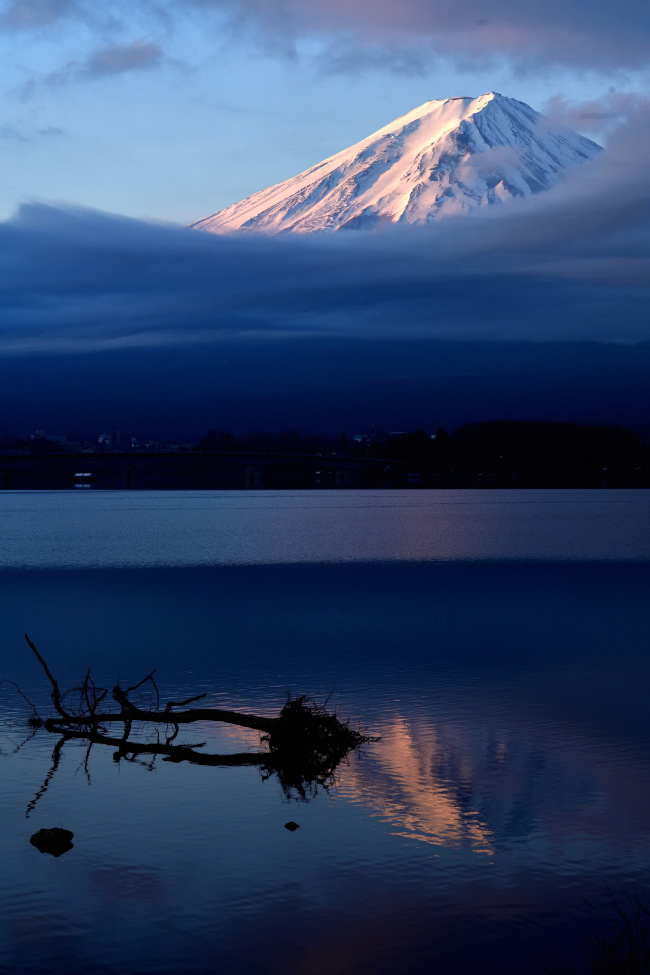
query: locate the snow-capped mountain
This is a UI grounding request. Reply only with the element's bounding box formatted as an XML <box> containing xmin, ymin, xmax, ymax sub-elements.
<box><xmin>191</xmin><ymin>92</ymin><xmax>602</xmax><ymax>234</ymax></box>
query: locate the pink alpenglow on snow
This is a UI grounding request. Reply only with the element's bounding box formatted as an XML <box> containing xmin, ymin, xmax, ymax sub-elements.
<box><xmin>191</xmin><ymin>92</ymin><xmax>602</xmax><ymax>235</ymax></box>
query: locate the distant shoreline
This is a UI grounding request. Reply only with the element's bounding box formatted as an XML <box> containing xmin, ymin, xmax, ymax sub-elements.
<box><xmin>1</xmin><ymin>451</ymin><xmax>648</xmax><ymax>491</ymax></box>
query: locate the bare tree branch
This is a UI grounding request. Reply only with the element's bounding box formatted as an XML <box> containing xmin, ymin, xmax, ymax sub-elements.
<box><xmin>0</xmin><ymin>678</ymin><xmax>42</xmax><ymax>726</ymax></box>
<box><xmin>24</xmin><ymin>634</ymin><xmax>69</xmax><ymax>720</ymax></box>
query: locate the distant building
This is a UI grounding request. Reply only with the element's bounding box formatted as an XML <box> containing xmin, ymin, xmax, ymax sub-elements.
<box><xmin>108</xmin><ymin>428</ymin><xmax>132</xmax><ymax>450</ymax></box>
<box><xmin>31</xmin><ymin>430</ymin><xmax>67</xmax><ymax>444</ymax></box>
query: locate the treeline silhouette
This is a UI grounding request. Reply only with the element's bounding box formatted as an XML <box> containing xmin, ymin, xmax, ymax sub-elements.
<box><xmin>194</xmin><ymin>429</ymin><xmax>348</xmax><ymax>456</ymax></box>
<box><xmin>195</xmin><ymin>421</ymin><xmax>649</xmax><ymax>486</ymax></box>
<box><xmin>3</xmin><ymin>421</ymin><xmax>647</xmax><ymax>487</ymax></box>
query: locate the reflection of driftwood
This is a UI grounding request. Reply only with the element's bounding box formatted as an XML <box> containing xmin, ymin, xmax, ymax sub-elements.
<box><xmin>18</xmin><ymin>635</ymin><xmax>374</xmax><ymax>808</ymax></box>
<box><xmin>49</xmin><ymin>725</ymin><xmax>269</xmax><ymax>766</ymax></box>
<box><xmin>26</xmin><ymin>738</ymin><xmax>64</xmax><ymax>818</ymax></box>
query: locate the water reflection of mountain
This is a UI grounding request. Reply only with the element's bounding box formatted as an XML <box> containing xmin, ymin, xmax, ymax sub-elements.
<box><xmin>337</xmin><ymin>712</ymin><xmax>617</xmax><ymax>856</ymax></box>
<box><xmin>340</xmin><ymin>716</ymin><xmax>494</xmax><ymax>852</ymax></box>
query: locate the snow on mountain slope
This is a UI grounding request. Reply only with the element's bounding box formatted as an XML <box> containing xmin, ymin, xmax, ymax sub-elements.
<box><xmin>191</xmin><ymin>93</ymin><xmax>602</xmax><ymax>235</ymax></box>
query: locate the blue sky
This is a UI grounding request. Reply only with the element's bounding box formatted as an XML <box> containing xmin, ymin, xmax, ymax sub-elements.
<box><xmin>1</xmin><ymin>0</ymin><xmax>649</xmax><ymax>223</ymax></box>
<box><xmin>0</xmin><ymin>0</ymin><xmax>649</xmax><ymax>438</ymax></box>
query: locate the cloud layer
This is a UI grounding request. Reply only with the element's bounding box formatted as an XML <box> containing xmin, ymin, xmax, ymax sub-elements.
<box><xmin>200</xmin><ymin>0</ymin><xmax>650</xmax><ymax>70</ymax></box>
<box><xmin>2</xmin><ymin>0</ymin><xmax>649</xmax><ymax>72</ymax></box>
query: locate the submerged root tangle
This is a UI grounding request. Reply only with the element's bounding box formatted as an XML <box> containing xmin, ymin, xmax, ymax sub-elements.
<box><xmin>261</xmin><ymin>694</ymin><xmax>375</xmax><ymax>800</ymax></box>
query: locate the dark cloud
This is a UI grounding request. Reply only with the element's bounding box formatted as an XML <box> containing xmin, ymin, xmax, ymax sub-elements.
<box><xmin>543</xmin><ymin>92</ymin><xmax>650</xmax><ymax>138</ymax></box>
<box><xmin>0</xmin><ymin>124</ymin><xmax>29</xmax><ymax>142</ymax></box>
<box><xmin>3</xmin><ymin>337</ymin><xmax>649</xmax><ymax>439</ymax></box>
<box><xmin>184</xmin><ymin>0</ymin><xmax>650</xmax><ymax>71</ymax></box>
<box><xmin>16</xmin><ymin>39</ymin><xmax>165</xmax><ymax>97</ymax></box>
<box><xmin>81</xmin><ymin>38</ymin><xmax>163</xmax><ymax>76</ymax></box>
<box><xmin>0</xmin><ymin>122</ymin><xmax>65</xmax><ymax>141</ymax></box>
<box><xmin>315</xmin><ymin>39</ymin><xmax>431</xmax><ymax>78</ymax></box>
<box><xmin>0</xmin><ymin>0</ymin><xmax>78</xmax><ymax>30</ymax></box>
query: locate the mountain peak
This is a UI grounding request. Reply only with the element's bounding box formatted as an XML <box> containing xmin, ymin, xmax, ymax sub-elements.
<box><xmin>191</xmin><ymin>94</ymin><xmax>602</xmax><ymax>235</ymax></box>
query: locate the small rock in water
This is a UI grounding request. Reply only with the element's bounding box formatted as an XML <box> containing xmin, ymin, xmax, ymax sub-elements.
<box><xmin>30</xmin><ymin>827</ymin><xmax>74</xmax><ymax>857</ymax></box>
<box><xmin>284</xmin><ymin>821</ymin><xmax>300</xmax><ymax>832</ymax></box>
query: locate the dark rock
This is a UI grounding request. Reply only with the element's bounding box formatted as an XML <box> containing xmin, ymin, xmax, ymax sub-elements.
<box><xmin>284</xmin><ymin>821</ymin><xmax>300</xmax><ymax>832</ymax></box>
<box><xmin>30</xmin><ymin>827</ymin><xmax>74</xmax><ymax>857</ymax></box>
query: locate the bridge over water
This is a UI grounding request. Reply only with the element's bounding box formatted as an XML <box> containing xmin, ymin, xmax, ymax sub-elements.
<box><xmin>0</xmin><ymin>451</ymin><xmax>405</xmax><ymax>490</ymax></box>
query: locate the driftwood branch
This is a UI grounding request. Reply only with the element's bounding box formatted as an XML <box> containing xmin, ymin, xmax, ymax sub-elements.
<box><xmin>24</xmin><ymin>634</ymin><xmax>68</xmax><ymax>720</ymax></box>
<box><xmin>24</xmin><ymin>634</ymin><xmax>276</xmax><ymax>733</ymax></box>
<box><xmin>43</xmin><ymin>703</ymin><xmax>276</xmax><ymax>733</ymax></box>
<box><xmin>123</xmin><ymin>669</ymin><xmax>157</xmax><ymax>698</ymax></box>
<box><xmin>164</xmin><ymin>693</ymin><xmax>207</xmax><ymax>711</ymax></box>
<box><xmin>18</xmin><ymin>636</ymin><xmax>375</xmax><ymax>805</ymax></box>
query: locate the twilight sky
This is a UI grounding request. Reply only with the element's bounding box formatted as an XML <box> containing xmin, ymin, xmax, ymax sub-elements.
<box><xmin>1</xmin><ymin>0</ymin><xmax>649</xmax><ymax>438</ymax></box>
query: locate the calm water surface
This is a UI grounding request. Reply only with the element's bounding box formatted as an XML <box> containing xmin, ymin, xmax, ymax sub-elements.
<box><xmin>1</xmin><ymin>489</ymin><xmax>649</xmax><ymax>974</ymax></box>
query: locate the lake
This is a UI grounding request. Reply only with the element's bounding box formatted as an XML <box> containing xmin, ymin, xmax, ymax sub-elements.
<box><xmin>1</xmin><ymin>489</ymin><xmax>649</xmax><ymax>974</ymax></box>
